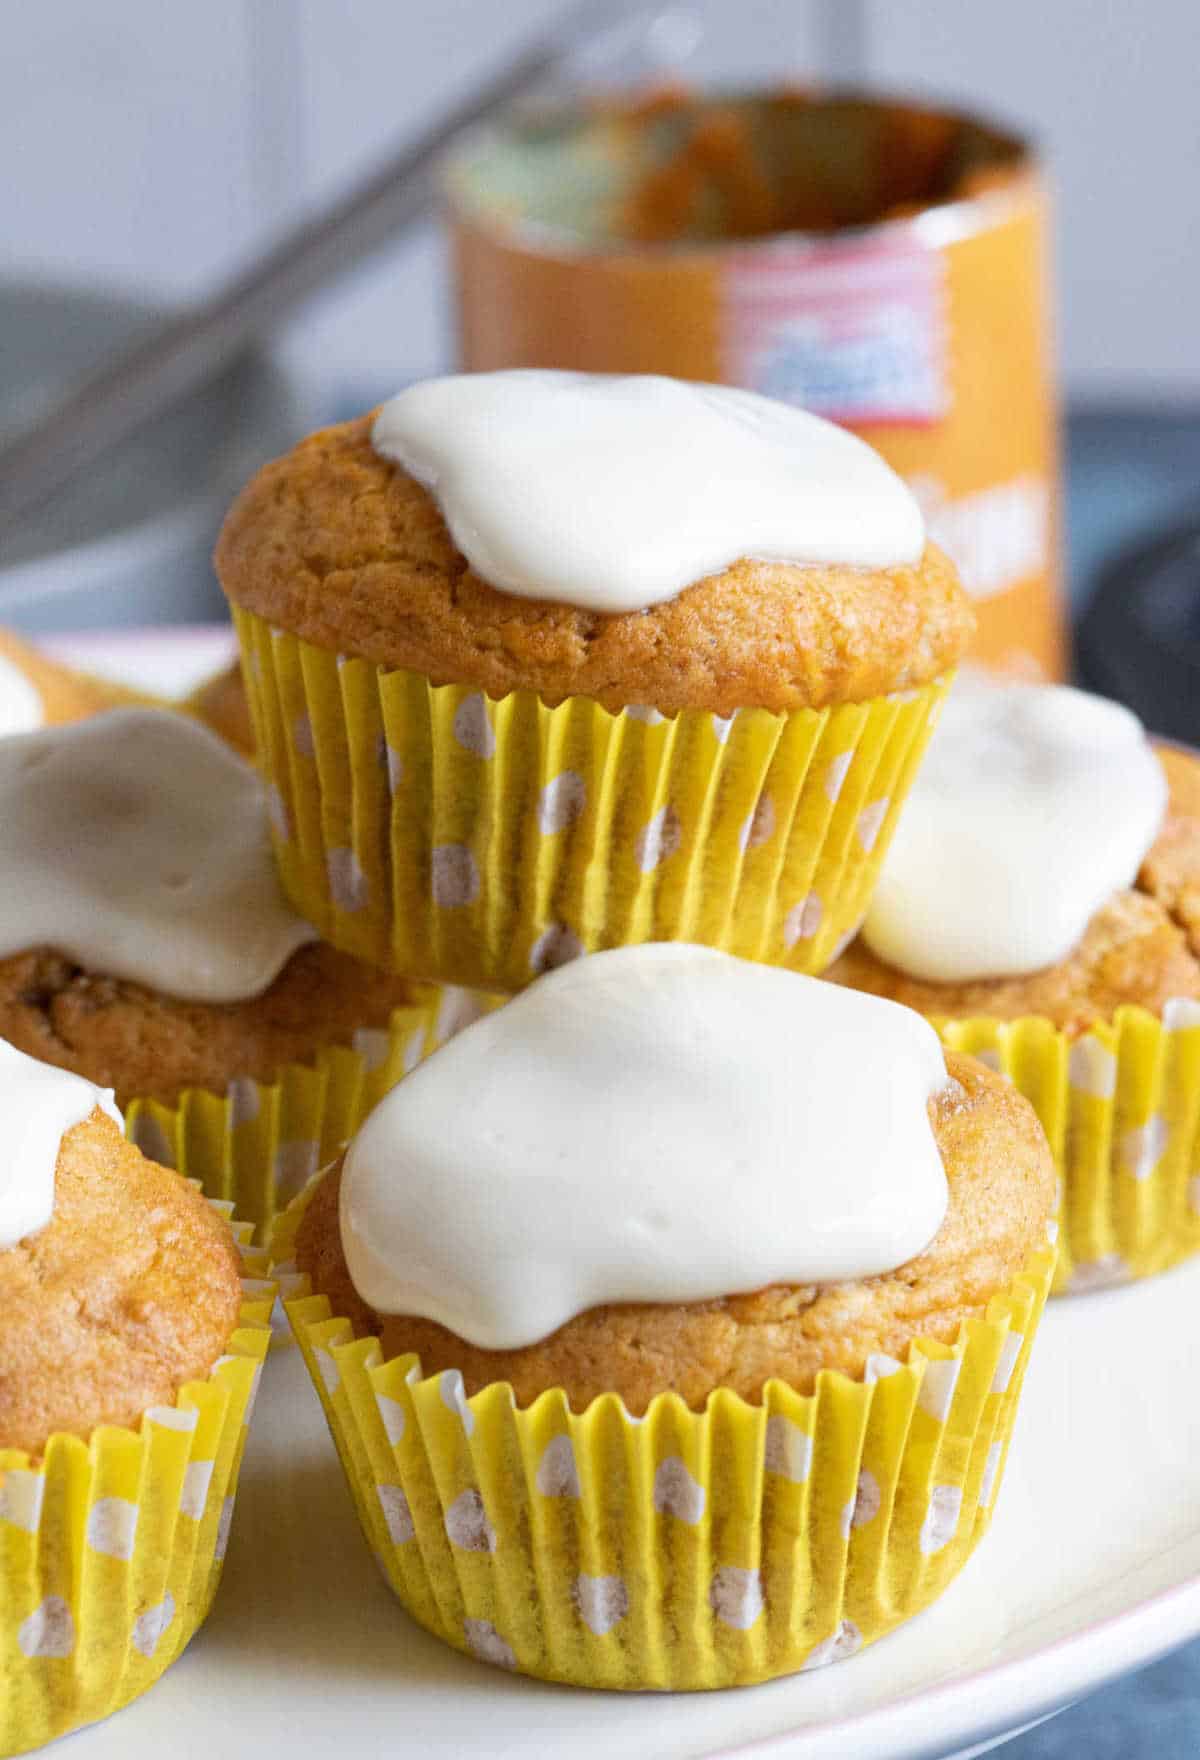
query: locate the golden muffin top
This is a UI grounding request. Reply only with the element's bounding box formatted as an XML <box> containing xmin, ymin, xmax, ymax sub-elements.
<box><xmin>0</xmin><ymin>1108</ymin><xmax>242</xmax><ymax>1456</ymax></box>
<box><xmin>215</xmin><ymin>414</ymin><xmax>973</xmax><ymax>717</ymax></box>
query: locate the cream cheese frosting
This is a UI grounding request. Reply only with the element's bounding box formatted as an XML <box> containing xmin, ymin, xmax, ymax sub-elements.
<box><xmin>0</xmin><ymin>708</ymin><xmax>316</xmax><ymax>1003</ymax></box>
<box><xmin>339</xmin><ymin>944</ymin><xmax>950</xmax><ymax>1350</ymax></box>
<box><xmin>863</xmin><ymin>678</ymin><xmax>1169</xmax><ymax>982</ymax></box>
<box><xmin>371</xmin><ymin>371</ymin><xmax>925</xmax><ymax>613</ymax></box>
<box><xmin>0</xmin><ymin>1037</ymin><xmax>121</xmax><ymax>1248</ymax></box>
<box><xmin>0</xmin><ymin>654</ymin><xmax>44</xmax><ymax>738</ymax></box>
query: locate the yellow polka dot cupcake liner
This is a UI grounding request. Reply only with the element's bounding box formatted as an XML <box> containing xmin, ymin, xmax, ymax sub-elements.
<box><xmin>941</xmin><ymin>1001</ymin><xmax>1200</xmax><ymax>1295</ymax></box>
<box><xmin>232</xmin><ymin>605</ymin><xmax>951</xmax><ymax>991</ymax></box>
<box><xmin>0</xmin><ymin>1207</ymin><xmax>274</xmax><ymax>1756</ymax></box>
<box><xmin>274</xmin><ymin>1195</ymin><xmax>1054</xmax><ymax>1691</ymax></box>
<box><xmin>124</xmin><ymin>984</ymin><xmax>491</xmax><ymax>1241</ymax></box>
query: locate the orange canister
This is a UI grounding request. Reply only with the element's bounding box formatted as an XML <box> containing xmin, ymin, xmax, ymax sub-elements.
<box><xmin>445</xmin><ymin>92</ymin><xmax>1066</xmax><ymax>679</ymax></box>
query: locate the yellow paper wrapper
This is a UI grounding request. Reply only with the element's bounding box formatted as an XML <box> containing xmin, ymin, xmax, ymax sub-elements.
<box><xmin>275</xmin><ymin>1190</ymin><xmax>1054</xmax><ymax>1691</ymax></box>
<box><xmin>124</xmin><ymin>984</ymin><xmax>490</xmax><ymax>1241</ymax></box>
<box><xmin>233</xmin><ymin>605</ymin><xmax>951</xmax><ymax>991</ymax></box>
<box><xmin>941</xmin><ymin>1000</ymin><xmax>1200</xmax><ymax>1294</ymax></box>
<box><xmin>0</xmin><ymin>1209</ymin><xmax>274</xmax><ymax>1756</ymax></box>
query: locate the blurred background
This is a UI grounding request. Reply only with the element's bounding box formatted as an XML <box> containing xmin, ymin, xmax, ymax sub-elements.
<box><xmin>3</xmin><ymin>0</ymin><xmax>1199</xmax><ymax>739</ymax></box>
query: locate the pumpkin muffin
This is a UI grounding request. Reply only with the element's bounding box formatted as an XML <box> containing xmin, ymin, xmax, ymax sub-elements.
<box><xmin>294</xmin><ymin>1049</ymin><xmax>1051</xmax><ymax>1412</ymax></box>
<box><xmin>281</xmin><ymin>946</ymin><xmax>1053</xmax><ymax>1692</ymax></box>
<box><xmin>0</xmin><ymin>708</ymin><xmax>484</xmax><ymax>1234</ymax></box>
<box><xmin>1</xmin><ymin>1108</ymin><xmax>242</xmax><ymax>1457</ymax></box>
<box><xmin>829</xmin><ymin>734</ymin><xmax>1200</xmax><ymax>1292</ymax></box>
<box><xmin>0</xmin><ymin>1067</ymin><xmax>270</xmax><ymax>1755</ymax></box>
<box><xmin>216</xmin><ymin>373</ymin><xmax>973</xmax><ymax>989</ymax></box>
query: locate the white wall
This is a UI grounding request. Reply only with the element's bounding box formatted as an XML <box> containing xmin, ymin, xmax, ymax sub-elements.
<box><xmin>4</xmin><ymin>0</ymin><xmax>1199</xmax><ymax>401</ymax></box>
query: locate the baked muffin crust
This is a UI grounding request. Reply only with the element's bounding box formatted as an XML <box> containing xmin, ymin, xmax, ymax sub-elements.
<box><xmin>0</xmin><ymin>942</ymin><xmax>421</xmax><ymax>1106</ymax></box>
<box><xmin>829</xmin><ymin>745</ymin><xmax>1200</xmax><ymax>1033</ymax></box>
<box><xmin>215</xmin><ymin>415</ymin><xmax>973</xmax><ymax>716</ymax></box>
<box><xmin>0</xmin><ymin>1109</ymin><xmax>242</xmax><ymax>1455</ymax></box>
<box><xmin>294</xmin><ymin>1050</ymin><xmax>1053</xmax><ymax>1412</ymax></box>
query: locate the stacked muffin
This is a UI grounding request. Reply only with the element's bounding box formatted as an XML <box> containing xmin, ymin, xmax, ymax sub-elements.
<box><xmin>206</xmin><ymin>370</ymin><xmax>1064</xmax><ymax>1689</ymax></box>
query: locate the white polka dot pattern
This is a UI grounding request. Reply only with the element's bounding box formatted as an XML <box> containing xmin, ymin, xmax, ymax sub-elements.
<box><xmin>990</xmin><ymin>1333</ymin><xmax>1023</xmax><ymax>1395</ymax></box>
<box><xmin>763</xmin><ymin>1416</ymin><xmax>812</xmax><ymax>1484</ymax></box>
<box><xmin>784</xmin><ymin>893</ymin><xmax>822</xmax><ymax>947</ymax></box>
<box><xmin>445</xmin><ymin>1489</ymin><xmax>496</xmax><ymax>1552</ymax></box>
<box><xmin>919</xmin><ymin>1484</ymin><xmax>962</xmax><ymax>1555</ymax></box>
<box><xmin>439</xmin><ymin>1370</ymin><xmax>475</xmax><ymax>1435</ymax></box>
<box><xmin>18</xmin><ymin>1597</ymin><xmax>75</xmax><ymax>1660</ymax></box>
<box><xmin>264</xmin><ymin>783</ymin><xmax>290</xmax><ymax>839</ymax></box>
<box><xmin>978</xmin><ymin>1440</ymin><xmax>1004</xmax><ymax>1508</ymax></box>
<box><xmin>653</xmin><ymin>1457</ymin><xmax>705</xmax><ymax>1525</ymax></box>
<box><xmin>131</xmin><ymin>1595</ymin><xmax>175</xmax><ymax>1660</ymax></box>
<box><xmin>274</xmin><ymin>1139</ymin><xmax>320</xmax><ymax>1204</ymax></box>
<box><xmin>840</xmin><ymin>1469</ymin><xmax>881</xmax><ymax>1538</ymax></box>
<box><xmin>824</xmin><ymin>751</ymin><xmax>853</xmax><ymax>802</ymax></box>
<box><xmin>625</xmin><ymin>704</ymin><xmax>665</xmax><ymax>725</ymax></box>
<box><xmin>87</xmin><ymin>1498</ymin><xmax>139</xmax><ymax>1560</ymax></box>
<box><xmin>801</xmin><ymin>1620</ymin><xmax>862</xmax><ymax>1670</ymax></box>
<box><xmin>535</xmin><ymin>1435</ymin><xmax>581</xmax><ymax>1499</ymax></box>
<box><xmin>1068</xmin><ymin>1038</ymin><xmax>1117</xmax><ymax>1099</ymax></box>
<box><xmin>214</xmin><ymin>1496</ymin><xmax>235</xmax><ymax>1562</ymax></box>
<box><xmin>353</xmin><ymin>1026</ymin><xmax>392</xmax><ymax>1073</ymax></box>
<box><xmin>431</xmin><ymin>844</ymin><xmax>480</xmax><ymax>909</ymax></box>
<box><xmin>453</xmin><ymin>693</ymin><xmax>496</xmax><ymax>758</ymax></box>
<box><xmin>537</xmin><ymin>771</ymin><xmax>587</xmax><ymax>835</ymax></box>
<box><xmin>327</xmin><ymin>846</ymin><xmax>369</xmax><ymax>911</ymax></box>
<box><xmin>856</xmin><ymin>798</ymin><xmax>889</xmax><ymax>853</ymax></box>
<box><xmin>709</xmin><ymin>1566</ymin><xmax>764</xmax><ymax>1630</ymax></box>
<box><xmin>464</xmin><ymin>1619</ymin><xmax>516</xmax><ymax>1670</ymax></box>
<box><xmin>1121</xmin><ymin>1115</ymin><xmax>1168</xmax><ymax>1181</ymax></box>
<box><xmin>574</xmin><ymin>1573</ymin><xmax>629</xmax><ymax>1636</ymax></box>
<box><xmin>635</xmin><ymin>804</ymin><xmax>682</xmax><ymax>873</ymax></box>
<box><xmin>376</xmin><ymin>1392</ymin><xmax>406</xmax><ymax>1445</ymax></box>
<box><xmin>378</xmin><ymin>1485</ymin><xmax>415</xmax><ymax>1546</ymax></box>
<box><xmin>0</xmin><ymin>1469</ymin><xmax>44</xmax><ymax>1533</ymax></box>
<box><xmin>228</xmin><ymin>1078</ymin><xmax>260</xmax><ymax>1128</ymax></box>
<box><xmin>179</xmin><ymin>1460</ymin><xmax>214</xmax><ymax>1521</ymax></box>
<box><xmin>918</xmin><ymin>1358</ymin><xmax>960</xmax><ymax>1423</ymax></box>
<box><xmin>292</xmin><ymin>712</ymin><xmax>315</xmax><ymax>757</ymax></box>
<box><xmin>738</xmin><ymin>794</ymin><xmax>776</xmax><ymax>852</ymax></box>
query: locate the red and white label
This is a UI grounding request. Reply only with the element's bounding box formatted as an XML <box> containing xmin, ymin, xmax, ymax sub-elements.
<box><xmin>721</xmin><ymin>235</ymin><xmax>948</xmax><ymax>427</ymax></box>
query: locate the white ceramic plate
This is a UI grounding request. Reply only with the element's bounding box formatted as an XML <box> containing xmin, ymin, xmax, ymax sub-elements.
<box><xmin>39</xmin><ymin>630</ymin><xmax>1200</xmax><ymax>1760</ymax></box>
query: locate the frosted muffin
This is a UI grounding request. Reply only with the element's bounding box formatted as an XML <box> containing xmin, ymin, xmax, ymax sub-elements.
<box><xmin>281</xmin><ymin>945</ymin><xmax>1054</xmax><ymax>1690</ymax></box>
<box><xmin>0</xmin><ymin>708</ymin><xmax>485</xmax><ymax>1234</ymax></box>
<box><xmin>0</xmin><ymin>1041</ymin><xmax>271</xmax><ymax>1754</ymax></box>
<box><xmin>828</xmin><ymin>680</ymin><xmax>1200</xmax><ymax>1291</ymax></box>
<box><xmin>216</xmin><ymin>372</ymin><xmax>973</xmax><ymax>989</ymax></box>
<box><xmin>0</xmin><ymin>626</ymin><xmax>135</xmax><ymax>734</ymax></box>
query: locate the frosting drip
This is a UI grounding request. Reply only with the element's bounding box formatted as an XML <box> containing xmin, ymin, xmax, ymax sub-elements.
<box><xmin>0</xmin><ymin>654</ymin><xmax>44</xmax><ymax>738</ymax></box>
<box><xmin>863</xmin><ymin>678</ymin><xmax>1169</xmax><ymax>981</ymax></box>
<box><xmin>0</xmin><ymin>1037</ymin><xmax>122</xmax><ymax>1249</ymax></box>
<box><xmin>0</xmin><ymin>708</ymin><xmax>315</xmax><ymax>1003</ymax></box>
<box><xmin>372</xmin><ymin>371</ymin><xmax>925</xmax><ymax>613</ymax></box>
<box><xmin>340</xmin><ymin>944</ymin><xmax>950</xmax><ymax>1350</ymax></box>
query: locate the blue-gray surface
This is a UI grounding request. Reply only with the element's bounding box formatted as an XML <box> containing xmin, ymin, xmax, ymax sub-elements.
<box><xmin>1002</xmin><ymin>1643</ymin><xmax>1200</xmax><ymax>1758</ymax></box>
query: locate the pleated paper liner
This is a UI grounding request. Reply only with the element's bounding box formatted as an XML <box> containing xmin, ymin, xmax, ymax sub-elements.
<box><xmin>124</xmin><ymin>983</ymin><xmax>492</xmax><ymax>1241</ymax></box>
<box><xmin>274</xmin><ymin>1185</ymin><xmax>1054</xmax><ymax>1692</ymax></box>
<box><xmin>941</xmin><ymin>999</ymin><xmax>1200</xmax><ymax>1295</ymax></box>
<box><xmin>0</xmin><ymin>1207</ymin><xmax>274</xmax><ymax>1757</ymax></box>
<box><xmin>233</xmin><ymin>605</ymin><xmax>951</xmax><ymax>992</ymax></box>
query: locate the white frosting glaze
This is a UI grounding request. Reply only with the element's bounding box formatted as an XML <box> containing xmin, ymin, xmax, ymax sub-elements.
<box><xmin>0</xmin><ymin>654</ymin><xmax>44</xmax><ymax>738</ymax></box>
<box><xmin>0</xmin><ymin>1037</ymin><xmax>122</xmax><ymax>1249</ymax></box>
<box><xmin>371</xmin><ymin>371</ymin><xmax>925</xmax><ymax>612</ymax></box>
<box><xmin>863</xmin><ymin>679</ymin><xmax>1169</xmax><ymax>982</ymax></box>
<box><xmin>340</xmin><ymin>944</ymin><xmax>950</xmax><ymax>1350</ymax></box>
<box><xmin>0</xmin><ymin>708</ymin><xmax>315</xmax><ymax>1003</ymax></box>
